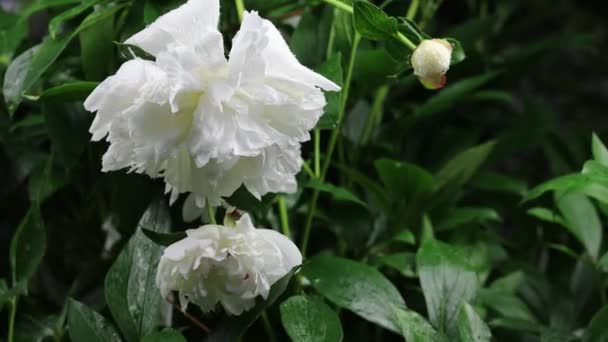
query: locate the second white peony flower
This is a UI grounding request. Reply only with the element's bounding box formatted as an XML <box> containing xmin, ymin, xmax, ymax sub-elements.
<box><xmin>84</xmin><ymin>0</ymin><xmax>340</xmax><ymax>210</ymax></box>
<box><xmin>156</xmin><ymin>214</ymin><xmax>302</xmax><ymax>315</ymax></box>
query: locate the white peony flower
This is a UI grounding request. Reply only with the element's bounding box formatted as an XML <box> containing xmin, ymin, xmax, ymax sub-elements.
<box><xmin>410</xmin><ymin>39</ymin><xmax>453</xmax><ymax>89</ymax></box>
<box><xmin>84</xmin><ymin>0</ymin><xmax>340</xmax><ymax>209</ymax></box>
<box><xmin>156</xmin><ymin>214</ymin><xmax>301</xmax><ymax>315</ymax></box>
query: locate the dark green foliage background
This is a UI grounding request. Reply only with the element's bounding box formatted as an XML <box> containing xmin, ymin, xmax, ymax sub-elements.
<box><xmin>1</xmin><ymin>0</ymin><xmax>608</xmax><ymax>341</ymax></box>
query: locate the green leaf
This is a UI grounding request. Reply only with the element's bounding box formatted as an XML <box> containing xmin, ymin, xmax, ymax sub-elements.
<box><xmin>316</xmin><ymin>53</ymin><xmax>343</xmax><ymax>129</ymax></box>
<box><xmin>105</xmin><ymin>200</ymin><xmax>170</xmax><ymax>342</ymax></box>
<box><xmin>373</xmin><ymin>252</ymin><xmax>416</xmax><ymax>278</ymax></box>
<box><xmin>413</xmin><ymin>72</ymin><xmax>499</xmax><ymax>119</ymax></box>
<box><xmin>598</xmin><ymin>252</ymin><xmax>608</xmax><ymax>273</ymax></box>
<box><xmin>206</xmin><ymin>268</ymin><xmax>297</xmax><ymax>342</ymax></box>
<box><xmin>48</xmin><ymin>0</ymin><xmax>98</xmax><ymax>39</ymax></box>
<box><xmin>79</xmin><ymin>5</ymin><xmax>116</xmax><ymax>81</ymax></box>
<box><xmin>301</xmin><ymin>256</ymin><xmax>405</xmax><ymax>333</ymax></box>
<box><xmin>392</xmin><ymin>306</ymin><xmax>447</xmax><ymax>342</ymax></box>
<box><xmin>143</xmin><ymin>0</ymin><xmax>161</xmax><ymax>24</ymax></box>
<box><xmin>280</xmin><ymin>295</ymin><xmax>343</xmax><ymax>342</ymax></box>
<box><xmin>526</xmin><ymin>173</ymin><xmax>608</xmax><ymax>205</ymax></box>
<box><xmin>142</xmin><ymin>229</ymin><xmax>186</xmax><ymax>247</ymax></box>
<box><xmin>141</xmin><ymin>329</ymin><xmax>187</xmax><ymax>342</ymax></box>
<box><xmin>478</xmin><ymin>289</ymin><xmax>537</xmax><ymax>322</ymax></box>
<box><xmin>352</xmin><ymin>1</ymin><xmax>398</xmax><ymax>41</ymax></box>
<box><xmin>437</xmin><ymin>207</ymin><xmax>501</xmax><ymax>231</ymax></box>
<box><xmin>417</xmin><ymin>239</ymin><xmax>479</xmax><ymax>339</ymax></box>
<box><xmin>583</xmin><ymin>306</ymin><xmax>608</xmax><ymax>342</ymax></box>
<box><xmin>472</xmin><ymin>172</ymin><xmax>527</xmax><ymax>196</ymax></box>
<box><xmin>67</xmin><ymin>299</ymin><xmax>121</xmax><ymax>342</ymax></box>
<box><xmin>592</xmin><ymin>133</ymin><xmax>608</xmax><ymax>167</ymax></box>
<box><xmin>555</xmin><ymin>192</ymin><xmax>602</xmax><ymax>260</ymax></box>
<box><xmin>527</xmin><ymin>207</ymin><xmax>566</xmax><ymax>226</ymax></box>
<box><xmin>445</xmin><ymin>38</ymin><xmax>466</xmax><ymax>65</ymax></box>
<box><xmin>10</xmin><ymin>207</ymin><xmax>45</xmax><ymax>285</ymax></box>
<box><xmin>43</xmin><ymin>101</ymin><xmax>92</xmax><ymax>166</ymax></box>
<box><xmin>35</xmin><ymin>81</ymin><xmax>98</xmax><ymax>102</ymax></box>
<box><xmin>434</xmin><ymin>140</ymin><xmax>496</xmax><ymax>193</ymax></box>
<box><xmin>290</xmin><ymin>9</ymin><xmax>333</xmax><ymax>68</ymax></box>
<box><xmin>374</xmin><ymin>158</ymin><xmax>434</xmax><ymax>203</ymax></box>
<box><xmin>304</xmin><ymin>178</ymin><xmax>366</xmax><ymax>207</ymax></box>
<box><xmin>458</xmin><ymin>302</ymin><xmax>492</xmax><ymax>342</ymax></box>
<box><xmin>3</xmin><ymin>3</ymin><xmax>128</xmax><ymax>114</ymax></box>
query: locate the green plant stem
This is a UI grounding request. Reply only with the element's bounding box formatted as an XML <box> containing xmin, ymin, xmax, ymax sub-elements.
<box><xmin>7</xmin><ymin>297</ymin><xmax>17</xmax><ymax>342</ymax></box>
<box><xmin>261</xmin><ymin>311</ymin><xmax>277</xmax><ymax>342</ymax></box>
<box><xmin>302</xmin><ymin>160</ymin><xmax>315</xmax><ymax>179</ymax></box>
<box><xmin>321</xmin><ymin>0</ymin><xmax>353</xmax><ymax>14</ymax></box>
<box><xmin>359</xmin><ymin>85</ymin><xmax>389</xmax><ymax>146</ymax></box>
<box><xmin>395</xmin><ymin>32</ymin><xmax>417</xmax><ymax>50</ymax></box>
<box><xmin>406</xmin><ymin>0</ymin><xmax>419</xmax><ymax>20</ymax></box>
<box><xmin>314</xmin><ymin>129</ymin><xmax>321</xmax><ymax>177</ymax></box>
<box><xmin>277</xmin><ymin>195</ymin><xmax>291</xmax><ymax>237</ymax></box>
<box><xmin>206</xmin><ymin>200</ymin><xmax>216</xmax><ymax>225</ymax></box>
<box><xmin>300</xmin><ymin>34</ymin><xmax>361</xmax><ymax>257</ymax></box>
<box><xmin>234</xmin><ymin>0</ymin><xmax>245</xmax><ymax>22</ymax></box>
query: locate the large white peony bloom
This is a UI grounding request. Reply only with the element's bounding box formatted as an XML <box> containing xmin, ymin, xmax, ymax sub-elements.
<box><xmin>156</xmin><ymin>214</ymin><xmax>301</xmax><ymax>315</ymax></box>
<box><xmin>84</xmin><ymin>0</ymin><xmax>340</xmax><ymax>209</ymax></box>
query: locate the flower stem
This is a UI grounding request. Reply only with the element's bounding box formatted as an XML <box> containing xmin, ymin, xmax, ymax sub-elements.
<box><xmin>7</xmin><ymin>297</ymin><xmax>17</xmax><ymax>342</ymax></box>
<box><xmin>359</xmin><ymin>85</ymin><xmax>389</xmax><ymax>146</ymax></box>
<box><xmin>277</xmin><ymin>195</ymin><xmax>291</xmax><ymax>237</ymax></box>
<box><xmin>206</xmin><ymin>199</ymin><xmax>216</xmax><ymax>225</ymax></box>
<box><xmin>395</xmin><ymin>32</ymin><xmax>417</xmax><ymax>50</ymax></box>
<box><xmin>234</xmin><ymin>0</ymin><xmax>245</xmax><ymax>22</ymax></box>
<box><xmin>406</xmin><ymin>0</ymin><xmax>419</xmax><ymax>20</ymax></box>
<box><xmin>314</xmin><ymin>129</ymin><xmax>321</xmax><ymax>177</ymax></box>
<box><xmin>321</xmin><ymin>0</ymin><xmax>353</xmax><ymax>14</ymax></box>
<box><xmin>301</xmin><ymin>160</ymin><xmax>316</xmax><ymax>179</ymax></box>
<box><xmin>300</xmin><ymin>34</ymin><xmax>361</xmax><ymax>257</ymax></box>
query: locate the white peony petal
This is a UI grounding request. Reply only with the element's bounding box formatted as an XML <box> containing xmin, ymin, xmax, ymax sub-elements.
<box><xmin>231</xmin><ymin>11</ymin><xmax>340</xmax><ymax>92</ymax></box>
<box><xmin>125</xmin><ymin>0</ymin><xmax>221</xmax><ymax>56</ymax></box>
<box><xmin>256</xmin><ymin>229</ymin><xmax>302</xmax><ymax>271</ymax></box>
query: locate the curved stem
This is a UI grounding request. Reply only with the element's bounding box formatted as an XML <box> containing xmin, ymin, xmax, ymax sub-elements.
<box><xmin>314</xmin><ymin>129</ymin><xmax>321</xmax><ymax>177</ymax></box>
<box><xmin>300</xmin><ymin>34</ymin><xmax>361</xmax><ymax>257</ymax></box>
<box><xmin>395</xmin><ymin>32</ymin><xmax>417</xmax><ymax>50</ymax></box>
<box><xmin>7</xmin><ymin>297</ymin><xmax>17</xmax><ymax>342</ymax></box>
<box><xmin>406</xmin><ymin>0</ymin><xmax>419</xmax><ymax>20</ymax></box>
<box><xmin>277</xmin><ymin>195</ymin><xmax>291</xmax><ymax>237</ymax></box>
<box><xmin>234</xmin><ymin>0</ymin><xmax>245</xmax><ymax>22</ymax></box>
<box><xmin>206</xmin><ymin>199</ymin><xmax>216</xmax><ymax>225</ymax></box>
<box><xmin>321</xmin><ymin>0</ymin><xmax>353</xmax><ymax>14</ymax></box>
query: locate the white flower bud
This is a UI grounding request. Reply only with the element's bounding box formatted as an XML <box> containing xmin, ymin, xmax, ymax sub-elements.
<box><xmin>156</xmin><ymin>214</ymin><xmax>301</xmax><ymax>315</ymax></box>
<box><xmin>410</xmin><ymin>39</ymin><xmax>453</xmax><ymax>89</ymax></box>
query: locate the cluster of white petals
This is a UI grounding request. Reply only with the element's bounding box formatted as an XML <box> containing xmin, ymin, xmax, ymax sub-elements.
<box><xmin>156</xmin><ymin>214</ymin><xmax>301</xmax><ymax>315</ymax></box>
<box><xmin>410</xmin><ymin>39</ymin><xmax>453</xmax><ymax>89</ymax></box>
<box><xmin>85</xmin><ymin>0</ymin><xmax>339</xmax><ymax>210</ymax></box>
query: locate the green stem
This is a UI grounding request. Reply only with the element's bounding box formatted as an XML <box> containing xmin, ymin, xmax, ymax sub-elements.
<box><xmin>321</xmin><ymin>0</ymin><xmax>353</xmax><ymax>14</ymax></box>
<box><xmin>302</xmin><ymin>160</ymin><xmax>315</xmax><ymax>179</ymax></box>
<box><xmin>206</xmin><ymin>200</ymin><xmax>216</xmax><ymax>225</ymax></box>
<box><xmin>395</xmin><ymin>32</ymin><xmax>417</xmax><ymax>50</ymax></box>
<box><xmin>261</xmin><ymin>312</ymin><xmax>277</xmax><ymax>342</ymax></box>
<box><xmin>300</xmin><ymin>34</ymin><xmax>361</xmax><ymax>257</ymax></box>
<box><xmin>406</xmin><ymin>0</ymin><xmax>419</xmax><ymax>20</ymax></box>
<box><xmin>277</xmin><ymin>195</ymin><xmax>291</xmax><ymax>237</ymax></box>
<box><xmin>359</xmin><ymin>85</ymin><xmax>389</xmax><ymax>146</ymax></box>
<box><xmin>314</xmin><ymin>129</ymin><xmax>321</xmax><ymax>177</ymax></box>
<box><xmin>234</xmin><ymin>0</ymin><xmax>245</xmax><ymax>22</ymax></box>
<box><xmin>7</xmin><ymin>297</ymin><xmax>17</xmax><ymax>342</ymax></box>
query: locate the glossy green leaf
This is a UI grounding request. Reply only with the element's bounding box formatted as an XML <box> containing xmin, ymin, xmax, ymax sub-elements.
<box><xmin>301</xmin><ymin>256</ymin><xmax>404</xmax><ymax>333</ymax></box>
<box><xmin>3</xmin><ymin>3</ymin><xmax>127</xmax><ymax>114</ymax></box>
<box><xmin>527</xmin><ymin>207</ymin><xmax>566</xmax><ymax>226</ymax></box>
<box><xmin>458</xmin><ymin>302</ymin><xmax>492</xmax><ymax>342</ymax></box>
<box><xmin>206</xmin><ymin>268</ymin><xmax>297</xmax><ymax>342</ymax></box>
<box><xmin>304</xmin><ymin>178</ymin><xmax>366</xmax><ymax>207</ymax></box>
<box><xmin>417</xmin><ymin>239</ymin><xmax>479</xmax><ymax>339</ymax></box>
<box><xmin>373</xmin><ymin>252</ymin><xmax>416</xmax><ymax>278</ymax></box>
<box><xmin>446</xmin><ymin>38</ymin><xmax>466</xmax><ymax>65</ymax></box>
<box><xmin>375</xmin><ymin>158</ymin><xmax>434</xmax><ymax>203</ymax></box>
<box><xmin>352</xmin><ymin>1</ymin><xmax>398</xmax><ymax>41</ymax></box>
<box><xmin>141</xmin><ymin>329</ymin><xmax>187</xmax><ymax>342</ymax></box>
<box><xmin>67</xmin><ymin>298</ymin><xmax>121</xmax><ymax>342</ymax></box>
<box><xmin>592</xmin><ymin>133</ymin><xmax>608</xmax><ymax>167</ymax></box>
<box><xmin>35</xmin><ymin>81</ymin><xmax>98</xmax><ymax>101</ymax></box>
<box><xmin>413</xmin><ymin>72</ymin><xmax>499</xmax><ymax>119</ymax></box>
<box><xmin>434</xmin><ymin>140</ymin><xmax>496</xmax><ymax>192</ymax></box>
<box><xmin>142</xmin><ymin>229</ymin><xmax>186</xmax><ymax>247</ymax></box>
<box><xmin>556</xmin><ymin>192</ymin><xmax>602</xmax><ymax>260</ymax></box>
<box><xmin>392</xmin><ymin>306</ymin><xmax>447</xmax><ymax>342</ymax></box>
<box><xmin>10</xmin><ymin>207</ymin><xmax>45</xmax><ymax>285</ymax></box>
<box><xmin>48</xmin><ymin>0</ymin><xmax>98</xmax><ymax>38</ymax></box>
<box><xmin>583</xmin><ymin>306</ymin><xmax>608</xmax><ymax>342</ymax></box>
<box><xmin>105</xmin><ymin>200</ymin><xmax>170</xmax><ymax>342</ymax></box>
<box><xmin>437</xmin><ymin>207</ymin><xmax>501</xmax><ymax>231</ymax></box>
<box><xmin>316</xmin><ymin>53</ymin><xmax>343</xmax><ymax>129</ymax></box>
<box><xmin>280</xmin><ymin>295</ymin><xmax>343</xmax><ymax>342</ymax></box>
<box><xmin>526</xmin><ymin>173</ymin><xmax>608</xmax><ymax>205</ymax></box>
